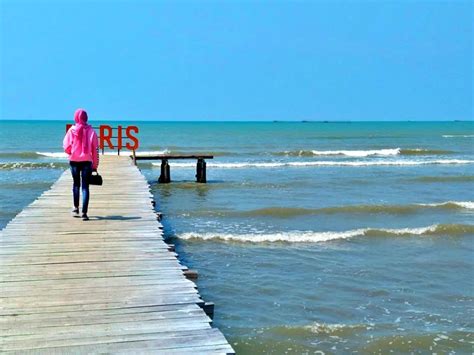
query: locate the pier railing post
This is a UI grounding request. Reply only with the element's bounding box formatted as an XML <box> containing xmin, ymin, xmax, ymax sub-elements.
<box><xmin>158</xmin><ymin>159</ymin><xmax>171</xmax><ymax>183</ymax></box>
<box><xmin>196</xmin><ymin>158</ymin><xmax>206</xmax><ymax>183</ymax></box>
<box><xmin>132</xmin><ymin>150</ymin><xmax>137</xmax><ymax>166</ymax></box>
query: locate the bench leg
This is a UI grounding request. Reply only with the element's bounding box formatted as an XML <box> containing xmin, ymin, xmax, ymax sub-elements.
<box><xmin>158</xmin><ymin>159</ymin><xmax>171</xmax><ymax>183</ymax></box>
<box><xmin>196</xmin><ymin>159</ymin><xmax>206</xmax><ymax>183</ymax></box>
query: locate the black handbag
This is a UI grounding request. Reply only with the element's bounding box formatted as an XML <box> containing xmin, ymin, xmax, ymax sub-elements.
<box><xmin>89</xmin><ymin>171</ymin><xmax>103</xmax><ymax>186</ymax></box>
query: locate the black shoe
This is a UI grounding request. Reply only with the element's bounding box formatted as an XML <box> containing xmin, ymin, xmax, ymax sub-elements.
<box><xmin>72</xmin><ymin>208</ymin><xmax>79</xmax><ymax>217</ymax></box>
<box><xmin>82</xmin><ymin>213</ymin><xmax>89</xmax><ymax>221</ymax></box>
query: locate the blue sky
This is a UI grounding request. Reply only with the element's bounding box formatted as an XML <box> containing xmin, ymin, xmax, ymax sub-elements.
<box><xmin>0</xmin><ymin>0</ymin><xmax>472</xmax><ymax>121</ymax></box>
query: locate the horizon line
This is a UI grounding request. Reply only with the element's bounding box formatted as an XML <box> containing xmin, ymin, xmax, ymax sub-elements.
<box><xmin>1</xmin><ymin>119</ymin><xmax>473</xmax><ymax>123</ymax></box>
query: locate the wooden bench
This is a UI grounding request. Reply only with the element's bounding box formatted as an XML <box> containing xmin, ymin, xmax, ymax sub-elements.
<box><xmin>132</xmin><ymin>153</ymin><xmax>214</xmax><ymax>183</ymax></box>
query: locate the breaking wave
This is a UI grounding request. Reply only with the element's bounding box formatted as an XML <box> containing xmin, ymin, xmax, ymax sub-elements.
<box><xmin>442</xmin><ymin>135</ymin><xmax>474</xmax><ymax>138</ymax></box>
<box><xmin>277</xmin><ymin>148</ymin><xmax>400</xmax><ymax>157</ymax></box>
<box><xmin>177</xmin><ymin>224</ymin><xmax>474</xmax><ymax>243</ymax></box>
<box><xmin>192</xmin><ymin>202</ymin><xmax>474</xmax><ymax>218</ymax></box>
<box><xmin>275</xmin><ymin>148</ymin><xmax>453</xmax><ymax>157</ymax></box>
<box><xmin>36</xmin><ymin>152</ymin><xmax>68</xmax><ymax>158</ymax></box>
<box><xmin>153</xmin><ymin>159</ymin><xmax>474</xmax><ymax>169</ymax></box>
<box><xmin>418</xmin><ymin>201</ymin><xmax>474</xmax><ymax>209</ymax></box>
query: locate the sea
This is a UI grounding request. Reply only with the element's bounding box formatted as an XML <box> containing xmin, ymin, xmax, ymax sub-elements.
<box><xmin>0</xmin><ymin>120</ymin><xmax>473</xmax><ymax>354</ymax></box>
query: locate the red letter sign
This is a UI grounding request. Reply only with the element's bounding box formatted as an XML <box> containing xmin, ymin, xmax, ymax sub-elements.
<box><xmin>100</xmin><ymin>125</ymin><xmax>114</xmax><ymax>149</ymax></box>
<box><xmin>126</xmin><ymin>126</ymin><xmax>139</xmax><ymax>150</ymax></box>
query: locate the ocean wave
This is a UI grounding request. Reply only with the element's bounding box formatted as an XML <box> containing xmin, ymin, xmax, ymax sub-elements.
<box><xmin>0</xmin><ymin>152</ymin><xmax>40</xmax><ymax>159</ymax></box>
<box><xmin>177</xmin><ymin>224</ymin><xmax>474</xmax><ymax>243</ymax></box>
<box><xmin>265</xmin><ymin>323</ymin><xmax>473</xmax><ymax>352</ymax></box>
<box><xmin>0</xmin><ymin>162</ymin><xmax>68</xmax><ymax>170</ymax></box>
<box><xmin>36</xmin><ymin>150</ymin><xmax>169</xmax><ymax>158</ymax></box>
<box><xmin>153</xmin><ymin>159</ymin><xmax>474</xmax><ymax>169</ymax></box>
<box><xmin>275</xmin><ymin>148</ymin><xmax>453</xmax><ymax>157</ymax></box>
<box><xmin>442</xmin><ymin>135</ymin><xmax>474</xmax><ymax>138</ymax></box>
<box><xmin>312</xmin><ymin>135</ymin><xmax>401</xmax><ymax>140</ymax></box>
<box><xmin>411</xmin><ymin>175</ymin><xmax>474</xmax><ymax>183</ymax></box>
<box><xmin>271</xmin><ymin>322</ymin><xmax>370</xmax><ymax>337</ymax></box>
<box><xmin>276</xmin><ymin>148</ymin><xmax>399</xmax><ymax>157</ymax></box>
<box><xmin>399</xmin><ymin>149</ymin><xmax>454</xmax><ymax>156</ymax></box>
<box><xmin>193</xmin><ymin>202</ymin><xmax>474</xmax><ymax>218</ymax></box>
<box><xmin>36</xmin><ymin>152</ymin><xmax>69</xmax><ymax>158</ymax></box>
<box><xmin>419</xmin><ymin>201</ymin><xmax>474</xmax><ymax>209</ymax></box>
<box><xmin>303</xmin><ymin>322</ymin><xmax>369</xmax><ymax>335</ymax></box>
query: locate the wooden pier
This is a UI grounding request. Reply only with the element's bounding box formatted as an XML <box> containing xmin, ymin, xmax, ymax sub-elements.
<box><xmin>0</xmin><ymin>156</ymin><xmax>234</xmax><ymax>354</ymax></box>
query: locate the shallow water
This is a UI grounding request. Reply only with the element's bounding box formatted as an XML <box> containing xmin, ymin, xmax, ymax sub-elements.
<box><xmin>1</xmin><ymin>120</ymin><xmax>473</xmax><ymax>353</ymax></box>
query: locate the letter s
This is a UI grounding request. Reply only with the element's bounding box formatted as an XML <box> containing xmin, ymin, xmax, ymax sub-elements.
<box><xmin>126</xmin><ymin>126</ymin><xmax>139</xmax><ymax>150</ymax></box>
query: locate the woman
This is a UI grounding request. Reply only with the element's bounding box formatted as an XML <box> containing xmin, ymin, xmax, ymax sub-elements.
<box><xmin>63</xmin><ymin>109</ymin><xmax>99</xmax><ymax>221</ymax></box>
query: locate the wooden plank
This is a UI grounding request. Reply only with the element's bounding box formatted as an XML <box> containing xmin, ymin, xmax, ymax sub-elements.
<box><xmin>0</xmin><ymin>155</ymin><xmax>233</xmax><ymax>354</ymax></box>
<box><xmin>0</xmin><ymin>303</ymin><xmax>202</xmax><ymax>322</ymax></box>
<box><xmin>1</xmin><ymin>328</ymin><xmax>233</xmax><ymax>353</ymax></box>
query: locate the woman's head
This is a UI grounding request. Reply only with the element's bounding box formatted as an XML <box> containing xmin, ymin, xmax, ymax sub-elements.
<box><xmin>74</xmin><ymin>109</ymin><xmax>88</xmax><ymax>124</ymax></box>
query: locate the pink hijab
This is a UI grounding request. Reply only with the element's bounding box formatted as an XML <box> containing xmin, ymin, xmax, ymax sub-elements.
<box><xmin>72</xmin><ymin>109</ymin><xmax>92</xmax><ymax>156</ymax></box>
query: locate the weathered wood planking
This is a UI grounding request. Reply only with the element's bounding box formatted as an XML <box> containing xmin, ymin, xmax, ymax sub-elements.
<box><xmin>0</xmin><ymin>156</ymin><xmax>234</xmax><ymax>354</ymax></box>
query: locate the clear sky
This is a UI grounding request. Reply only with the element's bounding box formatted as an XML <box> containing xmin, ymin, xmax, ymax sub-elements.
<box><xmin>0</xmin><ymin>0</ymin><xmax>472</xmax><ymax>121</ymax></box>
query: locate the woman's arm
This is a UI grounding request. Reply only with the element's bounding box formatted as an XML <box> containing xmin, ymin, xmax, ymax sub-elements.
<box><xmin>63</xmin><ymin>128</ymin><xmax>73</xmax><ymax>154</ymax></box>
<box><xmin>91</xmin><ymin>130</ymin><xmax>99</xmax><ymax>170</ymax></box>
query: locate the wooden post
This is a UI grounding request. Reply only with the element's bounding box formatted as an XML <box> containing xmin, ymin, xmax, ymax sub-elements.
<box><xmin>158</xmin><ymin>159</ymin><xmax>171</xmax><ymax>183</ymax></box>
<box><xmin>200</xmin><ymin>302</ymin><xmax>215</xmax><ymax>320</ymax></box>
<box><xmin>184</xmin><ymin>269</ymin><xmax>198</xmax><ymax>280</ymax></box>
<box><xmin>132</xmin><ymin>150</ymin><xmax>137</xmax><ymax>166</ymax></box>
<box><xmin>196</xmin><ymin>158</ymin><xmax>207</xmax><ymax>183</ymax></box>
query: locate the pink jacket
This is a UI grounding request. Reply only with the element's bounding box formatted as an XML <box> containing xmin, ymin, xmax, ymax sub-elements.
<box><xmin>63</xmin><ymin>109</ymin><xmax>99</xmax><ymax>169</ymax></box>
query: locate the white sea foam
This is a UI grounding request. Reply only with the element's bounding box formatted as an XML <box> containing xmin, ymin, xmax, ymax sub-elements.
<box><xmin>419</xmin><ymin>201</ymin><xmax>474</xmax><ymax>209</ymax></box>
<box><xmin>153</xmin><ymin>159</ymin><xmax>474</xmax><ymax>169</ymax></box>
<box><xmin>303</xmin><ymin>322</ymin><xmax>369</xmax><ymax>334</ymax></box>
<box><xmin>380</xmin><ymin>225</ymin><xmax>438</xmax><ymax>235</ymax></box>
<box><xmin>452</xmin><ymin>201</ymin><xmax>474</xmax><ymax>209</ymax></box>
<box><xmin>0</xmin><ymin>162</ymin><xmax>65</xmax><ymax>170</ymax></box>
<box><xmin>442</xmin><ymin>135</ymin><xmax>474</xmax><ymax>138</ymax></box>
<box><xmin>179</xmin><ymin>230</ymin><xmax>365</xmax><ymax>243</ymax></box>
<box><xmin>135</xmin><ymin>150</ymin><xmax>171</xmax><ymax>156</ymax></box>
<box><xmin>280</xmin><ymin>148</ymin><xmax>452</xmax><ymax>157</ymax></box>
<box><xmin>309</xmin><ymin>148</ymin><xmax>400</xmax><ymax>157</ymax></box>
<box><xmin>36</xmin><ymin>152</ymin><xmax>69</xmax><ymax>158</ymax></box>
<box><xmin>37</xmin><ymin>150</ymin><xmax>169</xmax><ymax>158</ymax></box>
<box><xmin>177</xmin><ymin>224</ymin><xmax>448</xmax><ymax>243</ymax></box>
